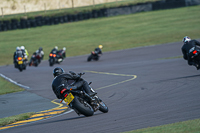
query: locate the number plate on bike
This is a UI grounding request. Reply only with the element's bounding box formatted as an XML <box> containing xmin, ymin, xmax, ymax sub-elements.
<box><xmin>18</xmin><ymin>61</ymin><xmax>23</xmax><ymax>64</ymax></box>
<box><xmin>64</xmin><ymin>93</ymin><xmax>74</xmax><ymax>105</ymax></box>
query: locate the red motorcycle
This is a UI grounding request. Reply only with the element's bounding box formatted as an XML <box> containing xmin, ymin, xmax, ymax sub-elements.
<box><xmin>29</xmin><ymin>54</ymin><xmax>42</xmax><ymax>67</ymax></box>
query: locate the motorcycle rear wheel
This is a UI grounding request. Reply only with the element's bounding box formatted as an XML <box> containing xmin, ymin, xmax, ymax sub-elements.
<box><xmin>18</xmin><ymin>65</ymin><xmax>23</xmax><ymax>72</ymax></box>
<box><xmin>72</xmin><ymin>96</ymin><xmax>94</xmax><ymax>116</ymax></box>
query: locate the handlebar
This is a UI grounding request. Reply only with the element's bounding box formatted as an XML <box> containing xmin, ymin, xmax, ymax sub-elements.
<box><xmin>69</xmin><ymin>71</ymin><xmax>85</xmax><ymax>77</ymax></box>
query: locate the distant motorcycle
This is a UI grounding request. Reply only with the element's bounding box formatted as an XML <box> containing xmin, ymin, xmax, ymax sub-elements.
<box><xmin>49</xmin><ymin>52</ymin><xmax>63</xmax><ymax>66</ymax></box>
<box><xmin>29</xmin><ymin>54</ymin><xmax>41</xmax><ymax>67</ymax></box>
<box><xmin>87</xmin><ymin>51</ymin><xmax>101</xmax><ymax>62</ymax></box>
<box><xmin>60</xmin><ymin>72</ymin><xmax>108</xmax><ymax>116</ymax></box>
<box><xmin>14</xmin><ymin>54</ymin><xmax>26</xmax><ymax>72</ymax></box>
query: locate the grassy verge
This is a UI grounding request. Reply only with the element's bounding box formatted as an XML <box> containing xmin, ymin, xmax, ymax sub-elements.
<box><xmin>0</xmin><ymin>76</ymin><xmax>24</xmax><ymax>95</ymax></box>
<box><xmin>0</xmin><ymin>5</ymin><xmax>199</xmax><ymax>66</ymax></box>
<box><xmin>124</xmin><ymin>118</ymin><xmax>200</xmax><ymax>133</ymax></box>
<box><xmin>0</xmin><ymin>112</ymin><xmax>35</xmax><ymax>127</ymax></box>
<box><xmin>0</xmin><ymin>76</ymin><xmax>33</xmax><ymax>127</ymax></box>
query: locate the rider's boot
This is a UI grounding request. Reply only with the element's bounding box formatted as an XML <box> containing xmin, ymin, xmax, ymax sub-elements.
<box><xmin>82</xmin><ymin>82</ymin><xmax>97</xmax><ymax>97</ymax></box>
<box><xmin>82</xmin><ymin>83</ymin><xmax>99</xmax><ymax>110</ymax></box>
<box><xmin>193</xmin><ymin>63</ymin><xmax>200</xmax><ymax>70</ymax></box>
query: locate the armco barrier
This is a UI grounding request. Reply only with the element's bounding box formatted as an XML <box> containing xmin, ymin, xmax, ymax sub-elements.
<box><xmin>185</xmin><ymin>0</ymin><xmax>200</xmax><ymax>6</ymax></box>
<box><xmin>106</xmin><ymin>3</ymin><xmax>153</xmax><ymax>17</ymax></box>
<box><xmin>152</xmin><ymin>0</ymin><xmax>185</xmax><ymax>10</ymax></box>
<box><xmin>0</xmin><ymin>0</ymin><xmax>199</xmax><ymax>32</ymax></box>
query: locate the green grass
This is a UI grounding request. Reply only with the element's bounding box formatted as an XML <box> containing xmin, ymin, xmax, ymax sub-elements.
<box><xmin>0</xmin><ymin>112</ymin><xmax>35</xmax><ymax>127</ymax></box>
<box><xmin>0</xmin><ymin>5</ymin><xmax>200</xmax><ymax>66</ymax></box>
<box><xmin>0</xmin><ymin>76</ymin><xmax>24</xmax><ymax>95</ymax></box>
<box><xmin>124</xmin><ymin>118</ymin><xmax>200</xmax><ymax>133</ymax></box>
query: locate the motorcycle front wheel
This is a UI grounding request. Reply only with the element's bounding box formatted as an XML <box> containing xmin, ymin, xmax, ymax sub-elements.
<box><xmin>99</xmin><ymin>101</ymin><xmax>108</xmax><ymax>113</ymax></box>
<box><xmin>87</xmin><ymin>55</ymin><xmax>92</xmax><ymax>62</ymax></box>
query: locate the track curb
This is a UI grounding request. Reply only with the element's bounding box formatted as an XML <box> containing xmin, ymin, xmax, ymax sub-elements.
<box><xmin>0</xmin><ymin>99</ymin><xmax>68</xmax><ymax>131</ymax></box>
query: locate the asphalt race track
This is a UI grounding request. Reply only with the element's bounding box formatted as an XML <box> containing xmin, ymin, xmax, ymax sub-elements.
<box><xmin>1</xmin><ymin>41</ymin><xmax>200</xmax><ymax>133</ymax></box>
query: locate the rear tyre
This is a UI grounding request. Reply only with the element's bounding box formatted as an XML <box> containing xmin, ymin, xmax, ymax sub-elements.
<box><xmin>34</xmin><ymin>61</ymin><xmax>38</xmax><ymax>67</ymax></box>
<box><xmin>29</xmin><ymin>62</ymin><xmax>32</xmax><ymax>66</ymax></box>
<box><xmin>72</xmin><ymin>96</ymin><xmax>94</xmax><ymax>116</ymax></box>
<box><xmin>49</xmin><ymin>59</ymin><xmax>54</xmax><ymax>66</ymax></box>
<box><xmin>19</xmin><ymin>65</ymin><xmax>23</xmax><ymax>72</ymax></box>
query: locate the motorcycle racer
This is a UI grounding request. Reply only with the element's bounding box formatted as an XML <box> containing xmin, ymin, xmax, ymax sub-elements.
<box><xmin>52</xmin><ymin>67</ymin><xmax>97</xmax><ymax>100</ymax></box>
<box><xmin>13</xmin><ymin>46</ymin><xmax>25</xmax><ymax>68</ymax></box>
<box><xmin>29</xmin><ymin>47</ymin><xmax>44</xmax><ymax>66</ymax></box>
<box><xmin>94</xmin><ymin>45</ymin><xmax>103</xmax><ymax>55</ymax></box>
<box><xmin>57</xmin><ymin>47</ymin><xmax>66</xmax><ymax>60</ymax></box>
<box><xmin>20</xmin><ymin>46</ymin><xmax>29</xmax><ymax>62</ymax></box>
<box><xmin>50</xmin><ymin>46</ymin><xmax>59</xmax><ymax>55</ymax></box>
<box><xmin>181</xmin><ymin>36</ymin><xmax>200</xmax><ymax>70</ymax></box>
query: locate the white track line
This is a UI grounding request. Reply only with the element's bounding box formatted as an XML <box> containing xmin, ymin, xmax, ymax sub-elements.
<box><xmin>0</xmin><ymin>73</ymin><xmax>30</xmax><ymax>89</ymax></box>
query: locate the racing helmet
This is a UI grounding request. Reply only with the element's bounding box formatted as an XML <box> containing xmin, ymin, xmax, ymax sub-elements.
<box><xmin>99</xmin><ymin>45</ymin><xmax>103</xmax><ymax>49</ymax></box>
<box><xmin>16</xmin><ymin>46</ymin><xmax>20</xmax><ymax>51</ymax></box>
<box><xmin>182</xmin><ymin>36</ymin><xmax>191</xmax><ymax>43</ymax></box>
<box><xmin>39</xmin><ymin>47</ymin><xmax>43</xmax><ymax>51</ymax></box>
<box><xmin>21</xmin><ymin>46</ymin><xmax>25</xmax><ymax>50</ymax></box>
<box><xmin>55</xmin><ymin>46</ymin><xmax>58</xmax><ymax>50</ymax></box>
<box><xmin>53</xmin><ymin>67</ymin><xmax>65</xmax><ymax>77</ymax></box>
<box><xmin>63</xmin><ymin>47</ymin><xmax>66</xmax><ymax>51</ymax></box>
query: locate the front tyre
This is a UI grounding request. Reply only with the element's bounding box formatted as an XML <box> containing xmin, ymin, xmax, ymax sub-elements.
<box><xmin>72</xmin><ymin>96</ymin><xmax>94</xmax><ymax>116</ymax></box>
<box><xmin>87</xmin><ymin>55</ymin><xmax>92</xmax><ymax>62</ymax></box>
<box><xmin>99</xmin><ymin>101</ymin><xmax>108</xmax><ymax>113</ymax></box>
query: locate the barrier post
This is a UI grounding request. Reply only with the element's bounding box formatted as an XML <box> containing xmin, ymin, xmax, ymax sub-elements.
<box><xmin>59</xmin><ymin>2</ymin><xmax>61</xmax><ymax>11</ymax></box>
<box><xmin>1</xmin><ymin>7</ymin><xmax>3</xmax><ymax>18</ymax></box>
<box><xmin>93</xmin><ymin>0</ymin><xmax>95</xmax><ymax>7</ymax></box>
<box><xmin>71</xmin><ymin>0</ymin><xmax>74</xmax><ymax>9</ymax></box>
<box><xmin>24</xmin><ymin>5</ymin><xmax>27</xmax><ymax>16</ymax></box>
<box><xmin>44</xmin><ymin>3</ymin><xmax>46</xmax><ymax>13</ymax></box>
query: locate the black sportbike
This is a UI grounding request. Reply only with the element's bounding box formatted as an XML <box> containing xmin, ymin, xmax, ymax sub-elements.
<box><xmin>59</xmin><ymin>72</ymin><xmax>108</xmax><ymax>116</ymax></box>
<box><xmin>49</xmin><ymin>52</ymin><xmax>63</xmax><ymax>66</ymax></box>
<box><xmin>29</xmin><ymin>54</ymin><xmax>41</xmax><ymax>67</ymax></box>
<box><xmin>14</xmin><ymin>54</ymin><xmax>26</xmax><ymax>72</ymax></box>
<box><xmin>87</xmin><ymin>51</ymin><xmax>100</xmax><ymax>62</ymax></box>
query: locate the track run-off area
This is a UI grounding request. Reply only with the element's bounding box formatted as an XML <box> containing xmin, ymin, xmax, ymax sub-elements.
<box><xmin>0</xmin><ymin>41</ymin><xmax>200</xmax><ymax>133</ymax></box>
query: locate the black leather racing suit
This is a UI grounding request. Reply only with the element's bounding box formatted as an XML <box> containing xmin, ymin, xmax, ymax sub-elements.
<box><xmin>94</xmin><ymin>48</ymin><xmax>102</xmax><ymax>55</ymax></box>
<box><xmin>52</xmin><ymin>73</ymin><xmax>95</xmax><ymax>99</ymax></box>
<box><xmin>181</xmin><ymin>40</ymin><xmax>200</xmax><ymax>65</ymax></box>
